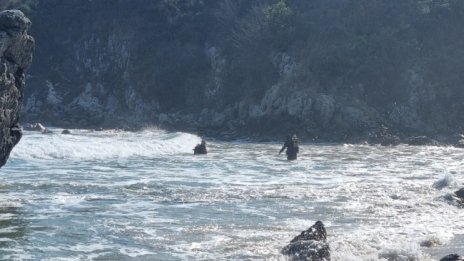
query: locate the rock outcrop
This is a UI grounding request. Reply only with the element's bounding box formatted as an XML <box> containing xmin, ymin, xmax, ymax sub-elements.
<box><xmin>0</xmin><ymin>10</ymin><xmax>34</xmax><ymax>167</ymax></box>
<box><xmin>454</xmin><ymin>188</ymin><xmax>464</xmax><ymax>206</ymax></box>
<box><xmin>440</xmin><ymin>254</ymin><xmax>463</xmax><ymax>261</ymax></box>
<box><xmin>282</xmin><ymin>221</ymin><xmax>330</xmax><ymax>261</ymax></box>
<box><xmin>443</xmin><ymin>188</ymin><xmax>464</xmax><ymax>207</ymax></box>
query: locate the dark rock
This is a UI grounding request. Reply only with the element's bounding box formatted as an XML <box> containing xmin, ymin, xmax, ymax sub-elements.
<box><xmin>290</xmin><ymin>221</ymin><xmax>327</xmax><ymax>242</ymax></box>
<box><xmin>282</xmin><ymin>240</ymin><xmax>330</xmax><ymax>261</ymax></box>
<box><xmin>447</xmin><ymin>188</ymin><xmax>464</xmax><ymax>207</ymax></box>
<box><xmin>282</xmin><ymin>221</ymin><xmax>330</xmax><ymax>261</ymax></box>
<box><xmin>193</xmin><ymin>140</ymin><xmax>207</xmax><ymax>155</ymax></box>
<box><xmin>455</xmin><ymin>188</ymin><xmax>464</xmax><ymax>200</ymax></box>
<box><xmin>61</xmin><ymin>129</ymin><xmax>71</xmax><ymax>134</ymax></box>
<box><xmin>0</xmin><ymin>10</ymin><xmax>31</xmax><ymax>33</ymax></box>
<box><xmin>440</xmin><ymin>254</ymin><xmax>463</xmax><ymax>261</ymax></box>
<box><xmin>0</xmin><ymin>10</ymin><xmax>34</xmax><ymax>168</ymax></box>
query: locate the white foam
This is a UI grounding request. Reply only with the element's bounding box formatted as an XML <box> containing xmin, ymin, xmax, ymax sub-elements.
<box><xmin>433</xmin><ymin>172</ymin><xmax>459</xmax><ymax>190</ymax></box>
<box><xmin>10</xmin><ymin>128</ymin><xmax>201</xmax><ymax>161</ymax></box>
<box><xmin>378</xmin><ymin>244</ymin><xmax>433</xmax><ymax>261</ymax></box>
<box><xmin>419</xmin><ymin>232</ymin><xmax>454</xmax><ymax>248</ymax></box>
<box><xmin>3</xmin><ymin>137</ymin><xmax>464</xmax><ymax>260</ymax></box>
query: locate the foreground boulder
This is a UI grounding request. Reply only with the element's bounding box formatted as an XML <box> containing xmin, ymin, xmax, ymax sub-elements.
<box><xmin>0</xmin><ymin>10</ymin><xmax>34</xmax><ymax>167</ymax></box>
<box><xmin>440</xmin><ymin>254</ymin><xmax>463</xmax><ymax>261</ymax></box>
<box><xmin>282</xmin><ymin>221</ymin><xmax>330</xmax><ymax>261</ymax></box>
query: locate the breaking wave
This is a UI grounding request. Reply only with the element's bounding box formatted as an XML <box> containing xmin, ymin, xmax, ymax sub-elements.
<box><xmin>10</xmin><ymin>128</ymin><xmax>201</xmax><ymax>161</ymax></box>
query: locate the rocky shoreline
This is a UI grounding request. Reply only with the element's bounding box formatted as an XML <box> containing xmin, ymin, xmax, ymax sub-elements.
<box><xmin>18</xmin><ymin>0</ymin><xmax>464</xmax><ymax>150</ymax></box>
<box><xmin>26</xmin><ymin>119</ymin><xmax>464</xmax><ymax>149</ymax></box>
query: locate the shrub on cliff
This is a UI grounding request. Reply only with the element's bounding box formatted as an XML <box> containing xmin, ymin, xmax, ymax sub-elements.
<box><xmin>263</xmin><ymin>0</ymin><xmax>294</xmax><ymax>50</ymax></box>
<box><xmin>0</xmin><ymin>0</ymin><xmax>36</xmax><ymax>16</ymax></box>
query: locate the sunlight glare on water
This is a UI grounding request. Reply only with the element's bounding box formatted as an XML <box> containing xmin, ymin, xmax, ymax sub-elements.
<box><xmin>0</xmin><ymin>128</ymin><xmax>463</xmax><ymax>260</ymax></box>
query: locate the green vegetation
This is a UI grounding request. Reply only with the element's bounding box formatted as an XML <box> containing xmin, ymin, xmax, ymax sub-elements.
<box><xmin>263</xmin><ymin>0</ymin><xmax>294</xmax><ymax>50</ymax></box>
<box><xmin>7</xmin><ymin>0</ymin><xmax>464</xmax><ymax>135</ymax></box>
<box><xmin>0</xmin><ymin>0</ymin><xmax>36</xmax><ymax>16</ymax></box>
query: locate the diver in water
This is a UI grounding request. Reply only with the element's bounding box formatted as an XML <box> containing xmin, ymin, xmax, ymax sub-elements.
<box><xmin>279</xmin><ymin>134</ymin><xmax>299</xmax><ymax>160</ymax></box>
<box><xmin>193</xmin><ymin>140</ymin><xmax>207</xmax><ymax>155</ymax></box>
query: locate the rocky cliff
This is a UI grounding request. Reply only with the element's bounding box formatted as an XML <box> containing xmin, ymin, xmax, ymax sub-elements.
<box><xmin>0</xmin><ymin>10</ymin><xmax>34</xmax><ymax>167</ymax></box>
<box><xmin>11</xmin><ymin>0</ymin><xmax>464</xmax><ymax>143</ymax></box>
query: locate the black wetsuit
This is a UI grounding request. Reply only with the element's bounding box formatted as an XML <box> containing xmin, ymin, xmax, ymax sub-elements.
<box><xmin>193</xmin><ymin>143</ymin><xmax>207</xmax><ymax>155</ymax></box>
<box><xmin>280</xmin><ymin>138</ymin><xmax>299</xmax><ymax>160</ymax></box>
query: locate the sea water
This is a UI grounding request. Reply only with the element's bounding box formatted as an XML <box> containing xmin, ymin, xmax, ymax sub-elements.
<box><xmin>0</xmin><ymin>128</ymin><xmax>463</xmax><ymax>260</ymax></box>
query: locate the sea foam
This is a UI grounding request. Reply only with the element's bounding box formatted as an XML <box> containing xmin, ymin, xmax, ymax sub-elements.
<box><xmin>10</xmin><ymin>128</ymin><xmax>201</xmax><ymax>161</ymax></box>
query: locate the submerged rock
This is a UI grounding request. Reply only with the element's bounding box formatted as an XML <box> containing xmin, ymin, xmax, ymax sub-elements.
<box><xmin>61</xmin><ymin>129</ymin><xmax>71</xmax><ymax>134</ymax></box>
<box><xmin>0</xmin><ymin>10</ymin><xmax>34</xmax><ymax>167</ymax></box>
<box><xmin>440</xmin><ymin>254</ymin><xmax>463</xmax><ymax>261</ymax></box>
<box><xmin>282</xmin><ymin>221</ymin><xmax>330</xmax><ymax>261</ymax></box>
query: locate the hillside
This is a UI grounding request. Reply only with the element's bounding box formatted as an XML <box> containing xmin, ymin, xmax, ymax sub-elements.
<box><xmin>5</xmin><ymin>0</ymin><xmax>464</xmax><ymax>143</ymax></box>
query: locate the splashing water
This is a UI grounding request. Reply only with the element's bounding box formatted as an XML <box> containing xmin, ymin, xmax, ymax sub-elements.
<box><xmin>433</xmin><ymin>172</ymin><xmax>460</xmax><ymax>190</ymax></box>
<box><xmin>0</xmin><ymin>128</ymin><xmax>463</xmax><ymax>260</ymax></box>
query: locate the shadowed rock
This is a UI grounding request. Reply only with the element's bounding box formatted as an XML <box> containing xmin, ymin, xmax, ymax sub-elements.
<box><xmin>290</xmin><ymin>221</ymin><xmax>327</xmax><ymax>242</ymax></box>
<box><xmin>455</xmin><ymin>188</ymin><xmax>464</xmax><ymax>199</ymax></box>
<box><xmin>453</xmin><ymin>188</ymin><xmax>464</xmax><ymax>206</ymax></box>
<box><xmin>0</xmin><ymin>10</ymin><xmax>34</xmax><ymax>167</ymax></box>
<box><xmin>440</xmin><ymin>254</ymin><xmax>463</xmax><ymax>261</ymax></box>
<box><xmin>282</xmin><ymin>221</ymin><xmax>330</xmax><ymax>261</ymax></box>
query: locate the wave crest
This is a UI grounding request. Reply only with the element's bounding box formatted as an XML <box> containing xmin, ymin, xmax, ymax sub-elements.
<box><xmin>10</xmin><ymin>129</ymin><xmax>201</xmax><ymax>161</ymax></box>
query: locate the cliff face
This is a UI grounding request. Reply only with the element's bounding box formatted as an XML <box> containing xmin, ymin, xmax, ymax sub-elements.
<box><xmin>0</xmin><ymin>10</ymin><xmax>34</xmax><ymax>167</ymax></box>
<box><xmin>16</xmin><ymin>0</ymin><xmax>464</xmax><ymax>142</ymax></box>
